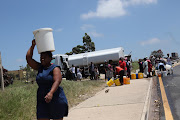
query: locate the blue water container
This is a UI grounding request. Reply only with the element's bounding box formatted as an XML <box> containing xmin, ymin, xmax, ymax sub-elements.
<box><xmin>136</xmin><ymin>73</ymin><xmax>138</xmax><ymax>79</ymax></box>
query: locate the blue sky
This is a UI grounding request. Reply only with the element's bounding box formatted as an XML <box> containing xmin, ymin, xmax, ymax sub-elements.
<box><xmin>0</xmin><ymin>0</ymin><xmax>180</xmax><ymax>70</ymax></box>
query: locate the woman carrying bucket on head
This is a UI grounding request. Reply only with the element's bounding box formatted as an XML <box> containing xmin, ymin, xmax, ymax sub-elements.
<box><xmin>26</xmin><ymin>28</ymin><xmax>68</xmax><ymax>120</ymax></box>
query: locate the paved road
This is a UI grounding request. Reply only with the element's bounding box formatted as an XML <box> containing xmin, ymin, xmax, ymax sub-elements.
<box><xmin>64</xmin><ymin>79</ymin><xmax>151</xmax><ymax>120</ymax></box>
<box><xmin>159</xmin><ymin>65</ymin><xmax>180</xmax><ymax>120</ymax></box>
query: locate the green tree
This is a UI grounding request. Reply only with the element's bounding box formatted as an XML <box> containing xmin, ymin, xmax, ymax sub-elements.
<box><xmin>66</xmin><ymin>52</ymin><xmax>73</xmax><ymax>55</ymax></box>
<box><xmin>150</xmin><ymin>49</ymin><xmax>164</xmax><ymax>58</ymax></box>
<box><xmin>19</xmin><ymin>65</ymin><xmax>24</xmax><ymax>70</ymax></box>
<box><xmin>66</xmin><ymin>33</ymin><xmax>95</xmax><ymax>55</ymax></box>
<box><xmin>83</xmin><ymin>33</ymin><xmax>95</xmax><ymax>52</ymax></box>
<box><xmin>72</xmin><ymin>45</ymin><xmax>86</xmax><ymax>54</ymax></box>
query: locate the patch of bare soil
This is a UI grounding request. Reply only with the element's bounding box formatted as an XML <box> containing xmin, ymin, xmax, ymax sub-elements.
<box><xmin>148</xmin><ymin>77</ymin><xmax>161</xmax><ymax>120</ymax></box>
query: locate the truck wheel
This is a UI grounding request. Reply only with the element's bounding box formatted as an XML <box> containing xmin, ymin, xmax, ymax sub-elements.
<box><xmin>84</xmin><ymin>75</ymin><xmax>89</xmax><ymax>79</ymax></box>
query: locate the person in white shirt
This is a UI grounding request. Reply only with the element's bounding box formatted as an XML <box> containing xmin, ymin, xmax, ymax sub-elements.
<box><xmin>70</xmin><ymin>64</ymin><xmax>76</xmax><ymax>80</ymax></box>
<box><xmin>94</xmin><ymin>66</ymin><xmax>99</xmax><ymax>80</ymax></box>
<box><xmin>167</xmin><ymin>53</ymin><xmax>172</xmax><ymax>65</ymax></box>
<box><xmin>77</xmin><ymin>66</ymin><xmax>82</xmax><ymax>80</ymax></box>
<box><xmin>158</xmin><ymin>60</ymin><xmax>165</xmax><ymax>71</ymax></box>
<box><xmin>143</xmin><ymin>58</ymin><xmax>148</xmax><ymax>78</ymax></box>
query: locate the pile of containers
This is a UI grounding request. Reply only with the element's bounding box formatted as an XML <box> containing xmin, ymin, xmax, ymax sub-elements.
<box><xmin>131</xmin><ymin>73</ymin><xmax>143</xmax><ymax>79</ymax></box>
<box><xmin>107</xmin><ymin>76</ymin><xmax>130</xmax><ymax>87</ymax></box>
<box><xmin>107</xmin><ymin>72</ymin><xmax>146</xmax><ymax>87</ymax></box>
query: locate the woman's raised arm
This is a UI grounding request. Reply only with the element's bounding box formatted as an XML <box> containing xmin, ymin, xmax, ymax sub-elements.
<box><xmin>26</xmin><ymin>39</ymin><xmax>40</xmax><ymax>70</ymax></box>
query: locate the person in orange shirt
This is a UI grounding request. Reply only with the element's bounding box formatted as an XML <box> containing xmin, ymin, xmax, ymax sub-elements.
<box><xmin>115</xmin><ymin>66</ymin><xmax>124</xmax><ymax>85</ymax></box>
<box><xmin>119</xmin><ymin>57</ymin><xmax>126</xmax><ymax>69</ymax></box>
<box><xmin>119</xmin><ymin>57</ymin><xmax>127</xmax><ymax>73</ymax></box>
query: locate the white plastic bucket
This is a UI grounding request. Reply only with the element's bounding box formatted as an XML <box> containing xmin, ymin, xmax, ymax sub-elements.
<box><xmin>33</xmin><ymin>28</ymin><xmax>55</xmax><ymax>54</ymax></box>
<box><xmin>165</xmin><ymin>64</ymin><xmax>171</xmax><ymax>70</ymax></box>
<box><xmin>162</xmin><ymin>71</ymin><xmax>167</xmax><ymax>76</ymax></box>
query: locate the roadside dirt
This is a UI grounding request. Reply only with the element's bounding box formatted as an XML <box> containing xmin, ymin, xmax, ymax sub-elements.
<box><xmin>148</xmin><ymin>77</ymin><xmax>161</xmax><ymax>120</ymax></box>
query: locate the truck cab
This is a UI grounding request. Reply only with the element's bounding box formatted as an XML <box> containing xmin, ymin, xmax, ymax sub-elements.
<box><xmin>51</xmin><ymin>54</ymin><xmax>69</xmax><ymax>77</ymax></box>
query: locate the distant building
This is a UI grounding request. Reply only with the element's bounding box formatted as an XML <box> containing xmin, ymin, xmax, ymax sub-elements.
<box><xmin>8</xmin><ymin>70</ymin><xmax>24</xmax><ymax>80</ymax></box>
<box><xmin>7</xmin><ymin>68</ymin><xmax>36</xmax><ymax>80</ymax></box>
<box><xmin>23</xmin><ymin>71</ymin><xmax>26</xmax><ymax>78</ymax></box>
<box><xmin>171</xmin><ymin>52</ymin><xmax>179</xmax><ymax>60</ymax></box>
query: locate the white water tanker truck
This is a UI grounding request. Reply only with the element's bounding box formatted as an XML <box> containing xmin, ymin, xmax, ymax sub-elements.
<box><xmin>51</xmin><ymin>47</ymin><xmax>125</xmax><ymax>78</ymax></box>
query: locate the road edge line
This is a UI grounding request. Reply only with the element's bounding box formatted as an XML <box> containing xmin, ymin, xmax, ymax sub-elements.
<box><xmin>141</xmin><ymin>78</ymin><xmax>153</xmax><ymax>120</ymax></box>
<box><xmin>158</xmin><ymin>76</ymin><xmax>174</xmax><ymax>120</ymax></box>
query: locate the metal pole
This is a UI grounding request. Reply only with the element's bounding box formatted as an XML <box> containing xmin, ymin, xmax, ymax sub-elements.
<box><xmin>0</xmin><ymin>52</ymin><xmax>4</xmax><ymax>90</ymax></box>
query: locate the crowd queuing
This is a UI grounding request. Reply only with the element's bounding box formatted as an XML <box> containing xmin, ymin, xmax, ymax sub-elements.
<box><xmin>104</xmin><ymin>57</ymin><xmax>132</xmax><ymax>85</ymax></box>
<box><xmin>138</xmin><ymin>53</ymin><xmax>172</xmax><ymax>78</ymax></box>
<box><xmin>67</xmin><ymin>56</ymin><xmax>132</xmax><ymax>84</ymax></box>
<box><xmin>67</xmin><ymin>54</ymin><xmax>172</xmax><ymax>84</ymax></box>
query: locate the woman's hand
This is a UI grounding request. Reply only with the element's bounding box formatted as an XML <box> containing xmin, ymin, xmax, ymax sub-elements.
<box><xmin>44</xmin><ymin>92</ymin><xmax>53</xmax><ymax>103</ymax></box>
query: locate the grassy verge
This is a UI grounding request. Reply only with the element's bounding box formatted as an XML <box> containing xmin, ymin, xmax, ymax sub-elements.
<box><xmin>0</xmin><ymin>79</ymin><xmax>106</xmax><ymax>120</ymax></box>
<box><xmin>0</xmin><ymin>80</ymin><xmax>37</xmax><ymax>120</ymax></box>
<box><xmin>131</xmin><ymin>61</ymin><xmax>139</xmax><ymax>73</ymax></box>
<box><xmin>61</xmin><ymin>80</ymin><xmax>106</xmax><ymax>108</ymax></box>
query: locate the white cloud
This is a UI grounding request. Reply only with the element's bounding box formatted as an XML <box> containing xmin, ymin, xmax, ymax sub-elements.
<box><xmin>89</xmin><ymin>31</ymin><xmax>104</xmax><ymax>37</ymax></box>
<box><xmin>81</xmin><ymin>0</ymin><xmax>126</xmax><ymax>19</ymax></box>
<box><xmin>133</xmin><ymin>0</ymin><xmax>157</xmax><ymax>4</ymax></box>
<box><xmin>81</xmin><ymin>24</ymin><xmax>95</xmax><ymax>31</ymax></box>
<box><xmin>123</xmin><ymin>0</ymin><xmax>157</xmax><ymax>6</ymax></box>
<box><xmin>16</xmin><ymin>59</ymin><xmax>24</xmax><ymax>62</ymax></box>
<box><xmin>81</xmin><ymin>0</ymin><xmax>157</xmax><ymax>19</ymax></box>
<box><xmin>55</xmin><ymin>28</ymin><xmax>63</xmax><ymax>32</ymax></box>
<box><xmin>140</xmin><ymin>38</ymin><xmax>160</xmax><ymax>46</ymax></box>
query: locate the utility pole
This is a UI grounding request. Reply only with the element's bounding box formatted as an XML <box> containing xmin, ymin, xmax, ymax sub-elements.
<box><xmin>0</xmin><ymin>52</ymin><xmax>4</xmax><ymax>90</ymax></box>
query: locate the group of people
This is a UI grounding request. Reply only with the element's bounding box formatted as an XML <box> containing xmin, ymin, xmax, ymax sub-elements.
<box><xmin>104</xmin><ymin>57</ymin><xmax>132</xmax><ymax>85</ymax></box>
<box><xmin>156</xmin><ymin>54</ymin><xmax>172</xmax><ymax>72</ymax></box>
<box><xmin>69</xmin><ymin>57</ymin><xmax>131</xmax><ymax>84</ymax></box>
<box><xmin>138</xmin><ymin>57</ymin><xmax>152</xmax><ymax>78</ymax></box>
<box><xmin>67</xmin><ymin>62</ymin><xmax>100</xmax><ymax>81</ymax></box>
<box><xmin>65</xmin><ymin>61</ymin><xmax>100</xmax><ymax>81</ymax></box>
<box><xmin>89</xmin><ymin>62</ymin><xmax>99</xmax><ymax>80</ymax></box>
<box><xmin>138</xmin><ymin>54</ymin><xmax>172</xmax><ymax>78</ymax></box>
<box><xmin>67</xmin><ymin>65</ymin><xmax>83</xmax><ymax>81</ymax></box>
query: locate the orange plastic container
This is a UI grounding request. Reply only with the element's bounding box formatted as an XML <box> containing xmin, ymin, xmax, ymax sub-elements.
<box><xmin>123</xmin><ymin>77</ymin><xmax>130</xmax><ymax>84</ymax></box>
<box><xmin>156</xmin><ymin>71</ymin><xmax>162</xmax><ymax>77</ymax></box>
<box><xmin>138</xmin><ymin>73</ymin><xmax>143</xmax><ymax>79</ymax></box>
<box><xmin>131</xmin><ymin>74</ymin><xmax>136</xmax><ymax>79</ymax></box>
<box><xmin>157</xmin><ymin>73</ymin><xmax>162</xmax><ymax>77</ymax></box>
